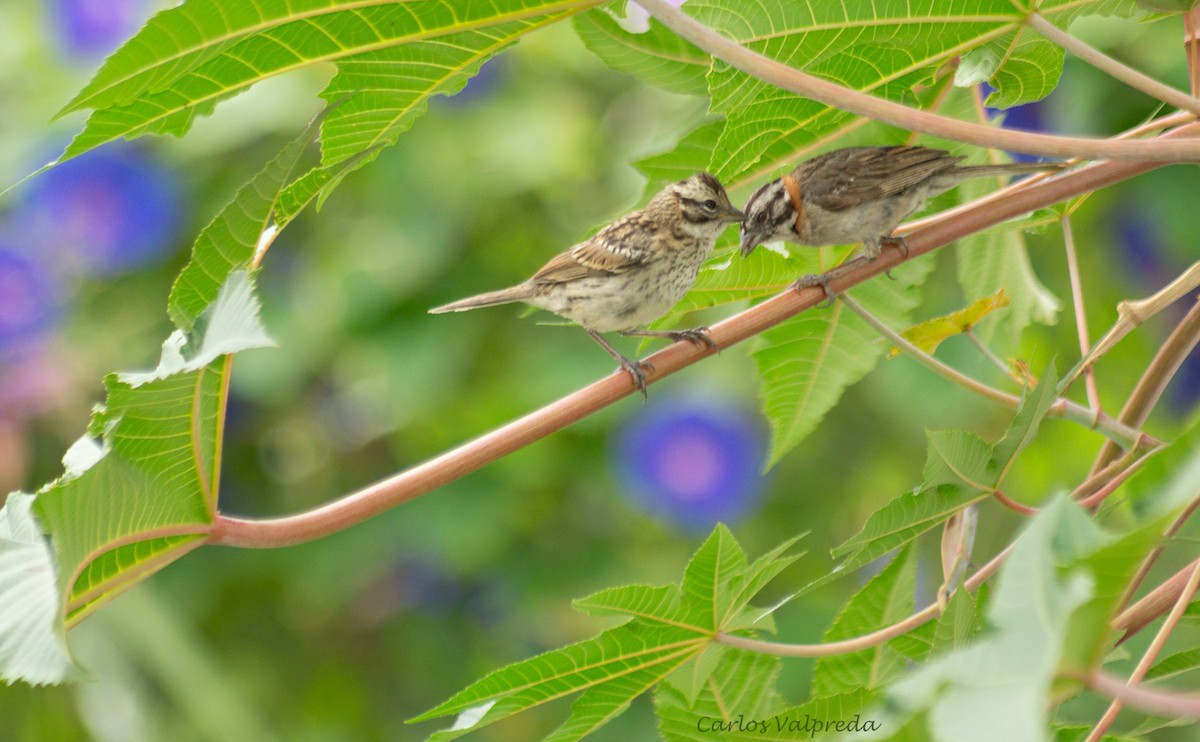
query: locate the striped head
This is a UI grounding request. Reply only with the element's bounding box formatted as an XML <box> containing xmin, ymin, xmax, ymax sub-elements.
<box><xmin>739</xmin><ymin>175</ymin><xmax>798</xmax><ymax>256</ymax></box>
<box><xmin>659</xmin><ymin>172</ymin><xmax>744</xmax><ymax>240</ymax></box>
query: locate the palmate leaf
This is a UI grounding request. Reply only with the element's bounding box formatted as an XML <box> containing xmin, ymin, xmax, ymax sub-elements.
<box><xmin>575</xmin><ymin>5</ymin><xmax>709</xmax><ymax>96</ymax></box>
<box><xmin>412</xmin><ymin>525</ymin><xmax>802</xmax><ymax>740</ymax></box>
<box><xmin>55</xmin><ymin>0</ymin><xmax>602</xmax><ymax>178</ymax></box>
<box><xmin>0</xmin><ymin>113</ymin><xmax>328</xmax><ymax>685</ymax></box>
<box><xmin>858</xmin><ymin>496</ymin><xmax>1100</xmax><ymax>742</ymax></box>
<box><xmin>805</xmin><ymin>365</ymin><xmax>1059</xmax><ymax>593</ymax></box>
<box><xmin>812</xmin><ymin>547</ymin><xmax>917</xmax><ymax>696</ymax></box>
<box><xmin>754</xmin><ymin>256</ymin><xmax>934</xmax><ymax>468</ymax></box>
<box><xmin>688</xmin><ymin>0</ymin><xmax>1138</xmax><ymax>181</ymax></box>
<box><xmin>655</xmin><ymin>650</ymin><xmax>786</xmax><ymax>741</ymax></box>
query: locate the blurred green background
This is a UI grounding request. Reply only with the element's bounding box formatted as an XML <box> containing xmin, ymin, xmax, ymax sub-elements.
<box><xmin>1</xmin><ymin>2</ymin><xmax>1198</xmax><ymax>740</ymax></box>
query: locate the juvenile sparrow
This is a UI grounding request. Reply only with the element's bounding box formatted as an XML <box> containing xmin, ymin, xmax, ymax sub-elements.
<box><xmin>739</xmin><ymin>146</ymin><xmax>1066</xmax><ymax>291</ymax></box>
<box><xmin>429</xmin><ymin>173</ymin><xmax>744</xmax><ymax>395</ymax></box>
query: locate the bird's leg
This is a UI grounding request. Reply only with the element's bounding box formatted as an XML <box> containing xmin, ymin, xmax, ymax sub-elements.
<box><xmin>792</xmin><ymin>256</ymin><xmax>870</xmax><ymax>307</ymax></box>
<box><xmin>587</xmin><ymin>329</ymin><xmax>650</xmax><ymax>399</ymax></box>
<box><xmin>866</xmin><ymin>235</ymin><xmax>909</xmax><ymax>280</ymax></box>
<box><xmin>621</xmin><ymin>327</ymin><xmax>719</xmax><ymax>352</ymax></box>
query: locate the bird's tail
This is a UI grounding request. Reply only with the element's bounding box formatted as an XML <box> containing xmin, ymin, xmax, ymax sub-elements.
<box><xmin>960</xmin><ymin>160</ymin><xmax>1070</xmax><ymax>179</ymax></box>
<box><xmin>428</xmin><ymin>284</ymin><xmax>535</xmax><ymax>314</ymax></box>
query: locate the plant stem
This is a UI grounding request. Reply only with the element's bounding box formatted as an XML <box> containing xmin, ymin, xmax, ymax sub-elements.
<box><xmin>715</xmin><ymin>541</ymin><xmax>1015</xmax><ymax>658</ymax></box>
<box><xmin>1061</xmin><ymin>215</ymin><xmax>1102</xmax><ymax>414</ymax></box>
<box><xmin>1087</xmin><ymin>560</ymin><xmax>1200</xmax><ymax>740</ymax></box>
<box><xmin>1027</xmin><ymin>13</ymin><xmax>1200</xmax><ymax>116</ymax></box>
<box><xmin>838</xmin><ymin>294</ymin><xmax>1147</xmax><ymax>449</ymax></box>
<box><xmin>1062</xmin><ymin>262</ymin><xmax>1200</xmax><ymax>390</ymax></box>
<box><xmin>964</xmin><ymin>330</ymin><xmax>1016</xmax><ymax>382</ymax></box>
<box><xmin>1114</xmin><ymin>557</ymin><xmax>1200</xmax><ymax>640</ymax></box>
<box><xmin>636</xmin><ymin>0</ymin><xmax>1200</xmax><ymax>161</ymax></box>
<box><xmin>1117</xmin><ymin>493</ymin><xmax>1200</xmax><ymax>616</ymax></box>
<box><xmin>1187</xmin><ymin>9</ymin><xmax>1200</xmax><ymax>98</ymax></box>
<box><xmin>1084</xmin><ymin>671</ymin><xmax>1200</xmax><ymax>720</ymax></box>
<box><xmin>209</xmin><ymin>126</ymin><xmax>1198</xmax><ymax>549</ymax></box>
<box><xmin>1091</xmin><ymin>295</ymin><xmax>1200</xmax><ymax>474</ymax></box>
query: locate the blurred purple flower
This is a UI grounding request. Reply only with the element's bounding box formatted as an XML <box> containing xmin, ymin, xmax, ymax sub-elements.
<box><xmin>17</xmin><ymin>145</ymin><xmax>185</xmax><ymax>275</ymax></box>
<box><xmin>612</xmin><ymin>396</ymin><xmax>766</xmax><ymax>530</ymax></box>
<box><xmin>1111</xmin><ymin>205</ymin><xmax>1166</xmax><ymax>287</ymax></box>
<box><xmin>0</xmin><ymin>246</ymin><xmax>60</xmax><ymax>361</ymax></box>
<box><xmin>441</xmin><ymin>57</ymin><xmax>505</xmax><ymax>108</ymax></box>
<box><xmin>980</xmin><ymin>83</ymin><xmax>1052</xmax><ymax>164</ymax></box>
<box><xmin>49</xmin><ymin>0</ymin><xmax>154</xmax><ymax>59</ymax></box>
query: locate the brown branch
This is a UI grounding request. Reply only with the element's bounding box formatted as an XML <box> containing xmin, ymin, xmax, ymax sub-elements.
<box><xmin>1091</xmin><ymin>297</ymin><xmax>1200</xmax><ymax>474</ymax></box>
<box><xmin>208</xmin><ymin>124</ymin><xmax>1199</xmax><ymax>549</ymax></box>
<box><xmin>1114</xmin><ymin>556</ymin><xmax>1200</xmax><ymax>641</ymax></box>
<box><xmin>1083</xmin><ymin>671</ymin><xmax>1200</xmax><ymax>721</ymax></box>
<box><xmin>637</xmin><ymin>0</ymin><xmax>1200</xmax><ymax>161</ymax></box>
<box><xmin>1028</xmin><ymin>13</ymin><xmax>1200</xmax><ymax>116</ymax></box>
<box><xmin>1118</xmin><ymin>493</ymin><xmax>1200</xmax><ymax>617</ymax></box>
<box><xmin>1088</xmin><ymin>559</ymin><xmax>1200</xmax><ymax>739</ymax></box>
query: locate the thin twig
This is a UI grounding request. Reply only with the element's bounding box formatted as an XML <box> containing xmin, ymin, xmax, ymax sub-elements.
<box><xmin>1076</xmin><ymin>451</ymin><xmax>1152</xmax><ymax>510</ymax></box>
<box><xmin>1061</xmin><ymin>215</ymin><xmax>1102</xmax><ymax>414</ymax></box>
<box><xmin>1114</xmin><ymin>557</ymin><xmax>1200</xmax><ymax>641</ymax></box>
<box><xmin>1027</xmin><ymin>13</ymin><xmax>1200</xmax><ymax>116</ymax></box>
<box><xmin>1118</xmin><ymin>492</ymin><xmax>1200</xmax><ymax>616</ymax></box>
<box><xmin>839</xmin><ymin>294</ymin><xmax>1146</xmax><ymax>449</ymax></box>
<box><xmin>209</xmin><ymin>127</ymin><xmax>1197</xmax><ymax>549</ymax></box>
<box><xmin>1062</xmin><ymin>263</ymin><xmax>1200</xmax><ymax>390</ymax></box>
<box><xmin>1087</xmin><ymin>559</ymin><xmax>1200</xmax><ymax>740</ymax></box>
<box><xmin>637</xmin><ymin>0</ymin><xmax>1200</xmax><ymax>161</ymax></box>
<box><xmin>1187</xmin><ymin>9</ymin><xmax>1200</xmax><ymax>98</ymax></box>
<box><xmin>1091</xmin><ymin>297</ymin><xmax>1200</xmax><ymax>474</ymax></box>
<box><xmin>1084</xmin><ymin>671</ymin><xmax>1200</xmax><ymax>720</ymax></box>
<box><xmin>965</xmin><ymin>330</ymin><xmax>1018</xmax><ymax>382</ymax></box>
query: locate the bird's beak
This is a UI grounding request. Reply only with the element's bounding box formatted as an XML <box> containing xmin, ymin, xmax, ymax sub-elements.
<box><xmin>739</xmin><ymin>227</ymin><xmax>763</xmax><ymax>257</ymax></box>
<box><xmin>724</xmin><ymin>206</ymin><xmax>745</xmax><ymax>223</ymax></box>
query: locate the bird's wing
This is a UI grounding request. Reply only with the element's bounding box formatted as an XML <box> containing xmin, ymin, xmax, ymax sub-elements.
<box><xmin>802</xmin><ymin>146</ymin><xmax>962</xmax><ymax>211</ymax></box>
<box><xmin>530</xmin><ymin>216</ymin><xmax>654</xmax><ymax>285</ymax></box>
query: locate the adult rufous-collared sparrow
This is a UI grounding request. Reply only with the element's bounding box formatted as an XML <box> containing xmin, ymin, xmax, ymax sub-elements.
<box><xmin>740</xmin><ymin>145</ymin><xmax>1066</xmax><ymax>291</ymax></box>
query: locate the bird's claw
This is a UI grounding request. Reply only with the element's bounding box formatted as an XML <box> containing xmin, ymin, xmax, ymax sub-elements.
<box><xmin>670</xmin><ymin>327</ymin><xmax>719</xmax><ymax>352</ymax></box>
<box><xmin>618</xmin><ymin>357</ymin><xmax>651</xmax><ymax>399</ymax></box>
<box><xmin>793</xmin><ymin>273</ymin><xmax>837</xmax><ymax>307</ymax></box>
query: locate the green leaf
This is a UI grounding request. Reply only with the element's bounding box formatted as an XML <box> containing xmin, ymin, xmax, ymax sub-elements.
<box><xmin>754</xmin><ymin>256</ymin><xmax>933</xmax><ymax>468</ymax></box>
<box><xmin>575</xmin><ymin>6</ymin><xmax>710</xmax><ymax>96</ymax></box>
<box><xmin>655</xmin><ymin>650</ymin><xmax>786</xmax><ymax>741</ymax></box>
<box><xmin>860</xmin><ymin>496</ymin><xmax>1102</xmax><ymax>742</ymax></box>
<box><xmin>1145</xmin><ymin>648</ymin><xmax>1200</xmax><ymax>682</ymax></box>
<box><xmin>676</xmin><ymin>0</ymin><xmax>1137</xmax><ymax>181</ymax></box>
<box><xmin>989</xmin><ymin>363</ymin><xmax>1059</xmax><ymax>480</ymax></box>
<box><xmin>32</xmin><ymin>270</ymin><xmax>273</xmax><ymax>621</ymax></box>
<box><xmin>414</xmin><ymin>621</ymin><xmax>701</xmax><ymax>739</ymax></box>
<box><xmin>812</xmin><ymin>547</ymin><xmax>917</xmax><ymax>696</ymax></box>
<box><xmin>888</xmin><ymin>289</ymin><xmax>1010</xmax><ymax>358</ymax></box>
<box><xmin>0</xmin><ymin>494</ymin><xmax>81</xmax><ymax>685</ymax></box>
<box><xmin>167</xmin><ymin>104</ymin><xmax>327</xmax><ymax>330</ymax></box>
<box><xmin>955</xmin><ymin>180</ymin><xmax>1060</xmax><ymax>349</ymax></box>
<box><xmin>413</xmin><ymin>525</ymin><xmax>801</xmax><ymax>738</ymax></box>
<box><xmin>57</xmin><ymin>0</ymin><xmax>599</xmax><ymax>165</ymax></box>
<box><xmin>680</xmin><ymin>523</ymin><xmax>748</xmax><ymax>630</ymax></box>
<box><xmin>812</xmin><ymin>368</ymin><xmax>1056</xmax><ymax>591</ymax></box>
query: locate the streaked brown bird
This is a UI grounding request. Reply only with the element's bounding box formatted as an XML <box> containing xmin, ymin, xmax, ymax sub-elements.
<box><xmin>430</xmin><ymin>173</ymin><xmax>744</xmax><ymax>395</ymax></box>
<box><xmin>739</xmin><ymin>145</ymin><xmax>1066</xmax><ymax>289</ymax></box>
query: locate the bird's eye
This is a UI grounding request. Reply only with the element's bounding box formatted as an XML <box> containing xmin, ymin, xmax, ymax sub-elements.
<box><xmin>704</xmin><ymin>199</ymin><xmax>718</xmax><ymax>209</ymax></box>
